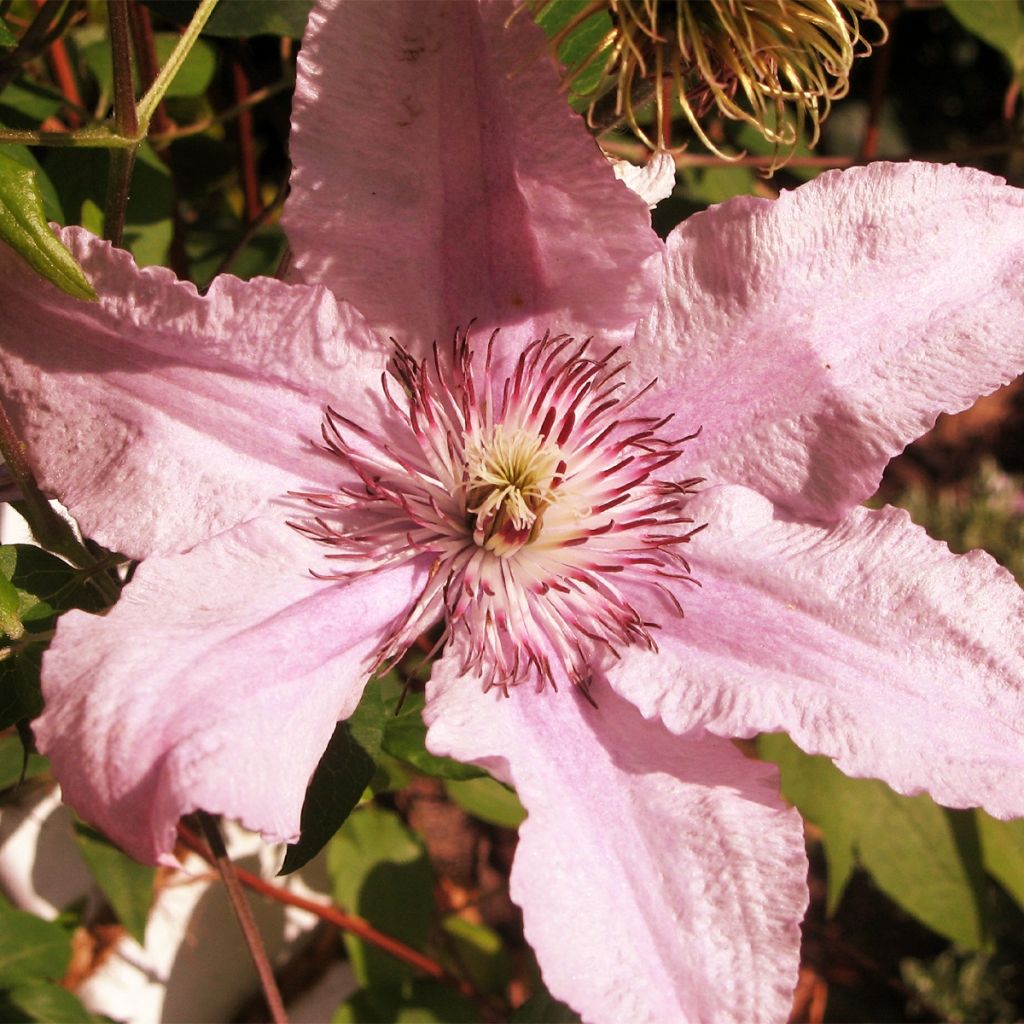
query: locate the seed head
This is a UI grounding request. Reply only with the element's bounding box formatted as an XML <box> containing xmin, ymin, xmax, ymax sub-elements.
<box><xmin>529</xmin><ymin>0</ymin><xmax>886</xmax><ymax>168</ymax></box>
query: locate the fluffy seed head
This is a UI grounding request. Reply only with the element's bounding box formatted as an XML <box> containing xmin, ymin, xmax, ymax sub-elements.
<box><xmin>294</xmin><ymin>329</ymin><xmax>703</xmax><ymax>696</ymax></box>
<box><xmin>529</xmin><ymin>0</ymin><xmax>886</xmax><ymax>167</ymax></box>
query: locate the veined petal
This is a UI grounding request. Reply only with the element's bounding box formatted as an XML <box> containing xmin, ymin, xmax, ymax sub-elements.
<box><xmin>610</xmin><ymin>485</ymin><xmax>1024</xmax><ymax>819</ymax></box>
<box><xmin>611</xmin><ymin>151</ymin><xmax>677</xmax><ymax>210</ymax></box>
<box><xmin>632</xmin><ymin>162</ymin><xmax>1024</xmax><ymax>522</ymax></box>
<box><xmin>34</xmin><ymin>516</ymin><xmax>430</xmax><ymax>864</ymax></box>
<box><xmin>425</xmin><ymin>658</ymin><xmax>807</xmax><ymax>1024</ymax></box>
<box><xmin>285</xmin><ymin>0</ymin><xmax>663</xmax><ymax>351</ymax></box>
<box><xmin>0</xmin><ymin>229</ymin><xmax>388</xmax><ymax>559</ymax></box>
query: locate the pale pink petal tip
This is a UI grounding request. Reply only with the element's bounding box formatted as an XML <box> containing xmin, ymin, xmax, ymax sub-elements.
<box><xmin>34</xmin><ymin>517</ymin><xmax>429</xmax><ymax>863</ymax></box>
<box><xmin>286</xmin><ymin>0</ymin><xmax>663</xmax><ymax>348</ymax></box>
<box><xmin>635</xmin><ymin>161</ymin><xmax>1024</xmax><ymax>521</ymax></box>
<box><xmin>611</xmin><ymin>151</ymin><xmax>677</xmax><ymax>209</ymax></box>
<box><xmin>611</xmin><ymin>484</ymin><xmax>1024</xmax><ymax>820</ymax></box>
<box><xmin>426</xmin><ymin>658</ymin><xmax>808</xmax><ymax>1024</ymax></box>
<box><xmin>0</xmin><ymin>226</ymin><xmax>390</xmax><ymax>560</ymax></box>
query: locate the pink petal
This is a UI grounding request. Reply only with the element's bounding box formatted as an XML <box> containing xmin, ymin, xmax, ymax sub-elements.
<box><xmin>425</xmin><ymin>659</ymin><xmax>807</xmax><ymax>1024</ymax></box>
<box><xmin>34</xmin><ymin>515</ymin><xmax>429</xmax><ymax>864</ymax></box>
<box><xmin>0</xmin><ymin>228</ymin><xmax>388</xmax><ymax>559</ymax></box>
<box><xmin>632</xmin><ymin>162</ymin><xmax>1024</xmax><ymax>522</ymax></box>
<box><xmin>285</xmin><ymin>0</ymin><xmax>663</xmax><ymax>350</ymax></box>
<box><xmin>610</xmin><ymin>484</ymin><xmax>1024</xmax><ymax>818</ymax></box>
<box><xmin>611</xmin><ymin>151</ymin><xmax>677</xmax><ymax>209</ymax></box>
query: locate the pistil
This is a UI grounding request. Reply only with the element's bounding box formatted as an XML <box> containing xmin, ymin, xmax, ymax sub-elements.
<box><xmin>293</xmin><ymin>328</ymin><xmax>704</xmax><ymax>695</ymax></box>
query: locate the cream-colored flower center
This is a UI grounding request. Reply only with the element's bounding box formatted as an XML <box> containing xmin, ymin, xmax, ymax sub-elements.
<box><xmin>464</xmin><ymin>425</ymin><xmax>563</xmax><ymax>557</ymax></box>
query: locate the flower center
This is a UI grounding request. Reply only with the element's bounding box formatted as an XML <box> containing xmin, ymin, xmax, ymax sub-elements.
<box><xmin>294</xmin><ymin>329</ymin><xmax>702</xmax><ymax>695</ymax></box>
<box><xmin>465</xmin><ymin>425</ymin><xmax>561</xmax><ymax>556</ymax></box>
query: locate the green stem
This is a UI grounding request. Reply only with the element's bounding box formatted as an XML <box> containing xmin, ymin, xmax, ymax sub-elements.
<box><xmin>0</xmin><ymin>127</ymin><xmax>131</xmax><ymax>148</ymax></box>
<box><xmin>136</xmin><ymin>0</ymin><xmax>220</xmax><ymax>127</ymax></box>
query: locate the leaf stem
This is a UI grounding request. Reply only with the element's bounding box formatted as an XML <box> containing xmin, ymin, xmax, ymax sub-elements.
<box><xmin>193</xmin><ymin>813</ymin><xmax>289</xmax><ymax>1024</ymax></box>
<box><xmin>136</xmin><ymin>0</ymin><xmax>220</xmax><ymax>127</ymax></box>
<box><xmin>0</xmin><ymin>126</ymin><xmax>131</xmax><ymax>147</ymax></box>
<box><xmin>176</xmin><ymin>822</ymin><xmax>487</xmax><ymax>1007</ymax></box>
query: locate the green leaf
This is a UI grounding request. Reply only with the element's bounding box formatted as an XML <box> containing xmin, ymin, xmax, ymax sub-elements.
<box><xmin>857</xmin><ymin>800</ymin><xmax>987</xmax><ymax>951</ymax></box>
<box><xmin>0</xmin><ymin>544</ymin><xmax>111</xmax><ymax>613</ymax></box>
<box><xmin>0</xmin><ymin>573</ymin><xmax>24</xmax><ymax>639</ymax></box>
<box><xmin>757</xmin><ymin>732</ymin><xmax>856</xmax><ymax>912</ymax></box>
<box><xmin>326</xmin><ymin>806</ymin><xmax>434</xmax><ymax>988</ymax></box>
<box><xmin>0</xmin><ymin>152</ymin><xmax>95</xmax><ymax>301</ymax></box>
<box><xmin>153</xmin><ymin>33</ymin><xmax>217</xmax><ymax>95</ymax></box>
<box><xmin>759</xmin><ymin>733</ymin><xmax>989</xmax><ymax>948</ymax></box>
<box><xmin>0</xmin><ymin>20</ymin><xmax>17</xmax><ymax>48</ymax></box>
<box><xmin>0</xmin><ymin>148</ymin><xmax>63</xmax><ymax>223</ymax></box>
<box><xmin>333</xmin><ymin>981</ymin><xmax>481</xmax><ymax>1023</ymax></box>
<box><xmin>945</xmin><ymin>0</ymin><xmax>1024</xmax><ymax>77</ymax></box>
<box><xmin>0</xmin><ymin>545</ymin><xmax>110</xmax><ymax>730</ymax></box>
<box><xmin>72</xmin><ymin>824</ymin><xmax>155</xmax><ymax>945</ymax></box>
<box><xmin>444</xmin><ymin>776</ymin><xmax>526</xmax><ymax>830</ymax></box>
<box><xmin>0</xmin><ymin>906</ymin><xmax>72</xmax><ymax>986</ymax></box>
<box><xmin>280</xmin><ymin>683</ymin><xmax>386</xmax><ymax>874</ymax></box>
<box><xmin>82</xmin><ymin>34</ymin><xmax>217</xmax><ymax>100</ymax></box>
<box><xmin>977</xmin><ymin>811</ymin><xmax>1024</xmax><ymax>910</ymax></box>
<box><xmin>382</xmin><ymin>691</ymin><xmax>483</xmax><ymax>781</ymax></box>
<box><xmin>44</xmin><ymin>143</ymin><xmax>173</xmax><ymax>269</ymax></box>
<box><xmin>142</xmin><ymin>0</ymin><xmax>312</xmax><ymax>38</ymax></box>
<box><xmin>0</xmin><ymin>734</ymin><xmax>48</xmax><ymax>790</ymax></box>
<box><xmin>6</xmin><ymin>983</ymin><xmax>91</xmax><ymax>1023</ymax></box>
<box><xmin>0</xmin><ymin>79</ymin><xmax>64</xmax><ymax>131</ymax></box>
<box><xmin>0</xmin><ymin>642</ymin><xmax>43</xmax><ymax>731</ymax></box>
<box><xmin>533</xmin><ymin>1</ymin><xmax>613</xmax><ymax>98</ymax></box>
<box><xmin>441</xmin><ymin>915</ymin><xmax>511</xmax><ymax>995</ymax></box>
<box><xmin>679</xmin><ymin>166</ymin><xmax>758</xmax><ymax>206</ymax></box>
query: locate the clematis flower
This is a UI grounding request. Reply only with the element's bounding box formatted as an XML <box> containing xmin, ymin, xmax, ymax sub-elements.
<box><xmin>1</xmin><ymin>2</ymin><xmax>1024</xmax><ymax>1021</ymax></box>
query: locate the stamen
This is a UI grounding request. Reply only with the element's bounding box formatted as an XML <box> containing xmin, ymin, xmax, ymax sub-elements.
<box><xmin>294</xmin><ymin>328</ymin><xmax>702</xmax><ymax>694</ymax></box>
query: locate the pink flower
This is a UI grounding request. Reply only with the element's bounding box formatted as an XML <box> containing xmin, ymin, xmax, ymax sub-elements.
<box><xmin>2</xmin><ymin>2</ymin><xmax>1024</xmax><ymax>1020</ymax></box>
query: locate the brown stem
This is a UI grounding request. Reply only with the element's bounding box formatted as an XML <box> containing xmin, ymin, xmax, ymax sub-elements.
<box><xmin>148</xmin><ymin>78</ymin><xmax>292</xmax><ymax>145</ymax></box>
<box><xmin>209</xmin><ymin>177</ymin><xmax>287</xmax><ymax>283</ymax></box>
<box><xmin>126</xmin><ymin>1</ymin><xmax>189</xmax><ymax>281</ymax></box>
<box><xmin>103</xmin><ymin>0</ymin><xmax>140</xmax><ymax>247</ymax></box>
<box><xmin>858</xmin><ymin>6</ymin><xmax>897</xmax><ymax>162</ymax></box>
<box><xmin>36</xmin><ymin>0</ymin><xmax>82</xmax><ymax>129</ymax></box>
<box><xmin>106</xmin><ymin>0</ymin><xmax>138</xmax><ymax>138</ymax></box>
<box><xmin>127</xmin><ymin>1</ymin><xmax>172</xmax><ymax>138</ymax></box>
<box><xmin>231</xmin><ymin>46</ymin><xmax>262</xmax><ymax>224</ymax></box>
<box><xmin>194</xmin><ymin>813</ymin><xmax>289</xmax><ymax>1024</ymax></box>
<box><xmin>1003</xmin><ymin>79</ymin><xmax>1020</xmax><ymax>126</ymax></box>
<box><xmin>103</xmin><ymin>146</ymin><xmax>136</xmax><ymax>247</ymax></box>
<box><xmin>176</xmin><ymin>822</ymin><xmax>483</xmax><ymax>1005</ymax></box>
<box><xmin>0</xmin><ymin>0</ymin><xmax>63</xmax><ymax>92</ymax></box>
